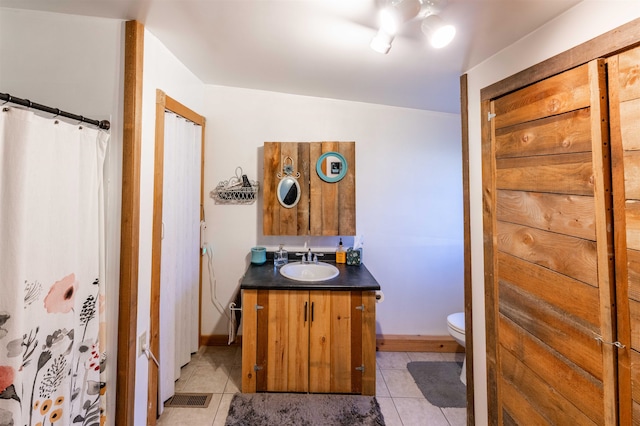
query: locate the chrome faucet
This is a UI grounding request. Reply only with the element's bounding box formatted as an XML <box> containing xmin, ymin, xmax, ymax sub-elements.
<box><xmin>296</xmin><ymin>248</ymin><xmax>324</xmax><ymax>264</ymax></box>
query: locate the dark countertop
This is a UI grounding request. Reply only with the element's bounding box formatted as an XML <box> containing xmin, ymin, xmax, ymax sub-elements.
<box><xmin>240</xmin><ymin>252</ymin><xmax>381</xmax><ymax>291</ymax></box>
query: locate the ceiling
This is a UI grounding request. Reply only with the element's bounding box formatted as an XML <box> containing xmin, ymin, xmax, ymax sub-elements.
<box><xmin>0</xmin><ymin>0</ymin><xmax>583</xmax><ymax>113</ymax></box>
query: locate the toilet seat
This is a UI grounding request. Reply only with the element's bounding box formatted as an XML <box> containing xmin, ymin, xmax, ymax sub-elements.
<box><xmin>447</xmin><ymin>312</ymin><xmax>465</xmax><ymax>334</ymax></box>
<box><xmin>446</xmin><ymin>311</ymin><xmax>467</xmax><ymax>385</ymax></box>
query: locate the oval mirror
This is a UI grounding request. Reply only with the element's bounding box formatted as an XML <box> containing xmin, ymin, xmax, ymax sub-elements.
<box><xmin>277</xmin><ymin>176</ymin><xmax>301</xmax><ymax>208</ymax></box>
<box><xmin>316</xmin><ymin>151</ymin><xmax>347</xmax><ymax>183</ymax></box>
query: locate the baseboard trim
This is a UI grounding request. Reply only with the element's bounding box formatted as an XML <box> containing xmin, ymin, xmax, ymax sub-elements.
<box><xmin>201</xmin><ymin>333</ymin><xmax>462</xmax><ymax>353</ymax></box>
<box><xmin>200</xmin><ymin>334</ymin><xmax>242</xmax><ymax>347</ymax></box>
<box><xmin>376</xmin><ymin>335</ymin><xmax>464</xmax><ymax>353</ymax></box>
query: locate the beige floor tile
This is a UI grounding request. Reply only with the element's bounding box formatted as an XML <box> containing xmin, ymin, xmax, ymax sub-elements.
<box><xmin>376</xmin><ymin>351</ymin><xmax>412</xmax><ymax>369</ymax></box>
<box><xmin>393</xmin><ymin>397</ymin><xmax>450</xmax><ymax>426</ymax></box>
<box><xmin>380</xmin><ymin>369</ymin><xmax>424</xmax><ymax>398</ymax></box>
<box><xmin>232</xmin><ymin>346</ymin><xmax>242</xmax><ymax>366</ymax></box>
<box><xmin>376</xmin><ymin>369</ymin><xmax>390</xmax><ymax>397</ymax></box>
<box><xmin>440</xmin><ymin>351</ymin><xmax>465</xmax><ymax>362</ymax></box>
<box><xmin>156</xmin><ymin>407</ymin><xmax>174</xmax><ymax>426</ymax></box>
<box><xmin>223</xmin><ymin>366</ymin><xmax>242</xmax><ymax>394</ymax></box>
<box><xmin>195</xmin><ymin>346</ymin><xmax>238</xmax><ymax>367</ymax></box>
<box><xmin>376</xmin><ymin>396</ymin><xmax>403</xmax><ymax>426</ymax></box>
<box><xmin>213</xmin><ymin>393</ymin><xmax>235</xmax><ymax>426</ymax></box>
<box><xmin>175</xmin><ymin>362</ymin><xmax>199</xmax><ymax>391</ymax></box>
<box><xmin>442</xmin><ymin>407</ymin><xmax>467</xmax><ymax>426</ymax></box>
<box><xmin>184</xmin><ymin>364</ymin><xmax>232</xmax><ymax>393</ymax></box>
<box><xmin>407</xmin><ymin>352</ymin><xmax>447</xmax><ymax>362</ymax></box>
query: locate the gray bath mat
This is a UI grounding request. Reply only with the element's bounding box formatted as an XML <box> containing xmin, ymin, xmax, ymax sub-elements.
<box><xmin>407</xmin><ymin>361</ymin><xmax>466</xmax><ymax>408</ymax></box>
<box><xmin>225</xmin><ymin>393</ymin><xmax>385</xmax><ymax>425</ymax></box>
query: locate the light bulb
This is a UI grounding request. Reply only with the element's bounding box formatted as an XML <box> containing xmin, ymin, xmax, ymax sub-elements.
<box><xmin>421</xmin><ymin>15</ymin><xmax>456</xmax><ymax>48</ymax></box>
<box><xmin>370</xmin><ymin>29</ymin><xmax>394</xmax><ymax>54</ymax></box>
<box><xmin>379</xmin><ymin>7</ymin><xmax>400</xmax><ymax>35</ymax></box>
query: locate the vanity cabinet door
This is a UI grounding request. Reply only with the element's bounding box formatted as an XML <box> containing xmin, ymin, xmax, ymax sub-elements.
<box><xmin>260</xmin><ymin>290</ymin><xmax>309</xmax><ymax>392</ymax></box>
<box><xmin>309</xmin><ymin>291</ymin><xmax>357</xmax><ymax>393</ymax></box>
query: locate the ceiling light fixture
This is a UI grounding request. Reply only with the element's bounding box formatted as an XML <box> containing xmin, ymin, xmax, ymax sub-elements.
<box><xmin>370</xmin><ymin>0</ymin><xmax>455</xmax><ymax>54</ymax></box>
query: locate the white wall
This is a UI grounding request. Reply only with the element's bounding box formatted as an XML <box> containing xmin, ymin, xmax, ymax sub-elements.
<box><xmin>200</xmin><ymin>85</ymin><xmax>464</xmax><ymax>338</ymax></box>
<box><xmin>0</xmin><ymin>8</ymin><xmax>123</xmax><ymax>425</ymax></box>
<box><xmin>135</xmin><ymin>28</ymin><xmax>206</xmax><ymax>425</ymax></box>
<box><xmin>464</xmin><ymin>1</ymin><xmax>640</xmax><ymax>423</ymax></box>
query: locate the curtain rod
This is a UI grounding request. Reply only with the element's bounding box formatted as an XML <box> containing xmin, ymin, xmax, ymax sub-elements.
<box><xmin>0</xmin><ymin>92</ymin><xmax>110</xmax><ymax>130</ymax></box>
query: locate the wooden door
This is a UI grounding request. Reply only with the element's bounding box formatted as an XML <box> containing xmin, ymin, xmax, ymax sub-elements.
<box><xmin>309</xmin><ymin>291</ymin><xmax>362</xmax><ymax>393</ymax></box>
<box><xmin>483</xmin><ymin>60</ymin><xmax>617</xmax><ymax>424</ymax></box>
<box><xmin>257</xmin><ymin>290</ymin><xmax>310</xmax><ymax>392</ymax></box>
<box><xmin>609</xmin><ymin>45</ymin><xmax>640</xmax><ymax>425</ymax></box>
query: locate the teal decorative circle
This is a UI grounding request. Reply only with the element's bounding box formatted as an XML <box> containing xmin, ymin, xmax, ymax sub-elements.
<box><xmin>316</xmin><ymin>152</ymin><xmax>347</xmax><ymax>183</ymax></box>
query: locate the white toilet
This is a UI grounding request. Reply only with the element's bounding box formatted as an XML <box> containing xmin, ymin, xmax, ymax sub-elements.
<box><xmin>447</xmin><ymin>312</ymin><xmax>466</xmax><ymax>385</ymax></box>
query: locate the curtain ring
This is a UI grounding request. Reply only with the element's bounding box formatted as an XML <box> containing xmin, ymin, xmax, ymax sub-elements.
<box><xmin>1</xmin><ymin>95</ymin><xmax>10</xmax><ymax>106</ymax></box>
<box><xmin>53</xmin><ymin>108</ymin><xmax>60</xmax><ymax>118</ymax></box>
<box><xmin>77</xmin><ymin>116</ymin><xmax>84</xmax><ymax>125</ymax></box>
<box><xmin>26</xmin><ymin>100</ymin><xmax>32</xmax><ymax>109</ymax></box>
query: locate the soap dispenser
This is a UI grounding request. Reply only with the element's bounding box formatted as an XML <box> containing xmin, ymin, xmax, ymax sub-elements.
<box><xmin>336</xmin><ymin>238</ymin><xmax>346</xmax><ymax>264</ymax></box>
<box><xmin>274</xmin><ymin>244</ymin><xmax>288</xmax><ymax>267</ymax></box>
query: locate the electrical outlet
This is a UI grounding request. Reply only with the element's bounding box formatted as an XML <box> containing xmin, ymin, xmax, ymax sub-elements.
<box><xmin>138</xmin><ymin>331</ymin><xmax>147</xmax><ymax>357</ymax></box>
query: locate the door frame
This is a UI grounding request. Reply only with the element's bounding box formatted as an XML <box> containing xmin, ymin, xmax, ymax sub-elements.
<box><xmin>115</xmin><ymin>20</ymin><xmax>143</xmax><ymax>426</ymax></box>
<box><xmin>146</xmin><ymin>90</ymin><xmax>206</xmax><ymax>424</ymax></box>
<box><xmin>459</xmin><ymin>73</ymin><xmax>475</xmax><ymax>425</ymax></box>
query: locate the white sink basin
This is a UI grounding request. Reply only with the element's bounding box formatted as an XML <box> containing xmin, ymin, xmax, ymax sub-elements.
<box><xmin>279</xmin><ymin>262</ymin><xmax>339</xmax><ymax>282</ymax></box>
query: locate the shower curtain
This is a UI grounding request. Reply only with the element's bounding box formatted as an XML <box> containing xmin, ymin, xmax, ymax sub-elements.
<box><xmin>158</xmin><ymin>112</ymin><xmax>201</xmax><ymax>408</ymax></box>
<box><xmin>0</xmin><ymin>107</ymin><xmax>108</xmax><ymax>426</ymax></box>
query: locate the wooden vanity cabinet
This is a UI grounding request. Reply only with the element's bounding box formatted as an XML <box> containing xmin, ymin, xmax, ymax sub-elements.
<box><xmin>241</xmin><ymin>289</ymin><xmax>376</xmax><ymax>395</ymax></box>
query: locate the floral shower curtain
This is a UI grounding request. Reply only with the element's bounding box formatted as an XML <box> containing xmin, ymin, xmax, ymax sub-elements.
<box><xmin>0</xmin><ymin>107</ymin><xmax>108</xmax><ymax>426</ymax></box>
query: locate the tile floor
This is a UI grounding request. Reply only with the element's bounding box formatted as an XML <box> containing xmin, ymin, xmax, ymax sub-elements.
<box><xmin>156</xmin><ymin>346</ymin><xmax>467</xmax><ymax>426</ymax></box>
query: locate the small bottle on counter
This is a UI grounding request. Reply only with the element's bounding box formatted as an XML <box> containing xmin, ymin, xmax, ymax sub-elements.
<box><xmin>336</xmin><ymin>238</ymin><xmax>346</xmax><ymax>264</ymax></box>
<box><xmin>274</xmin><ymin>244</ymin><xmax>288</xmax><ymax>267</ymax></box>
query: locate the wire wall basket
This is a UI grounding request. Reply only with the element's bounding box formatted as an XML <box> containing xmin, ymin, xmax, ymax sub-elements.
<box><xmin>210</xmin><ymin>167</ymin><xmax>259</xmax><ymax>205</ymax></box>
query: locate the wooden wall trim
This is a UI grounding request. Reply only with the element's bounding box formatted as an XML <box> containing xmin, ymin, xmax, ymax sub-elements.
<box><xmin>201</xmin><ymin>334</ymin><xmax>462</xmax><ymax>353</ymax></box>
<box><xmin>607</xmin><ymin>53</ymin><xmax>633</xmax><ymax>425</ymax></box>
<box><xmin>375</xmin><ymin>335</ymin><xmax>463</xmax><ymax>353</ymax></box>
<box><xmin>481</xmin><ymin>98</ymin><xmax>499</xmax><ymax>426</ymax></box>
<box><xmin>460</xmin><ymin>73</ymin><xmax>475</xmax><ymax>426</ymax></box>
<box><xmin>116</xmin><ymin>20</ymin><xmax>144</xmax><ymax>426</ymax></box>
<box><xmin>146</xmin><ymin>90</ymin><xmax>166</xmax><ymax>426</ymax></box>
<box><xmin>481</xmin><ymin>18</ymin><xmax>640</xmax><ymax>102</ymax></box>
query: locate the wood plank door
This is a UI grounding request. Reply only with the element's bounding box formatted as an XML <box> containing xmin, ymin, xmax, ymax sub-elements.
<box><xmin>609</xmin><ymin>45</ymin><xmax>640</xmax><ymax>425</ymax></box>
<box><xmin>258</xmin><ymin>290</ymin><xmax>310</xmax><ymax>392</ymax></box>
<box><xmin>309</xmin><ymin>290</ymin><xmax>363</xmax><ymax>394</ymax></box>
<box><xmin>483</xmin><ymin>59</ymin><xmax>617</xmax><ymax>424</ymax></box>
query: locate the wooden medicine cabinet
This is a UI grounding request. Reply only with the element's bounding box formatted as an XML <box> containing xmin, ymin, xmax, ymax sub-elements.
<box><xmin>263</xmin><ymin>141</ymin><xmax>355</xmax><ymax>236</ymax></box>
